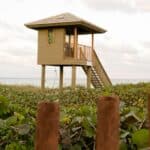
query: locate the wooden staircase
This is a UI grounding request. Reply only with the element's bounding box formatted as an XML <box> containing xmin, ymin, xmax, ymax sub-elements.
<box><xmin>82</xmin><ymin>50</ymin><xmax>112</xmax><ymax>88</ymax></box>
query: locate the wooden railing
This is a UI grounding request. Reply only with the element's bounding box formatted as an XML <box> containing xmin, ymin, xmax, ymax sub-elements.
<box><xmin>64</xmin><ymin>43</ymin><xmax>92</xmax><ymax>61</ymax></box>
<box><xmin>77</xmin><ymin>44</ymin><xmax>92</xmax><ymax>61</ymax></box>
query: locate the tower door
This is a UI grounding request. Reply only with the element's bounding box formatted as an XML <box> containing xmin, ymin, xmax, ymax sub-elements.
<box><xmin>65</xmin><ymin>34</ymin><xmax>74</xmax><ymax>58</ymax></box>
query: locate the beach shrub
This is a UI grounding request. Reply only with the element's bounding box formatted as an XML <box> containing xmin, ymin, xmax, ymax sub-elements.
<box><xmin>0</xmin><ymin>83</ymin><xmax>150</xmax><ymax>149</ymax></box>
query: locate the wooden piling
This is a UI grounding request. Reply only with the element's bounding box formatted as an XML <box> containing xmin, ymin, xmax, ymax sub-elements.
<box><xmin>59</xmin><ymin>65</ymin><xmax>64</xmax><ymax>91</ymax></box>
<box><xmin>87</xmin><ymin>66</ymin><xmax>91</xmax><ymax>88</ymax></box>
<box><xmin>35</xmin><ymin>102</ymin><xmax>59</xmax><ymax>150</ymax></box>
<box><xmin>96</xmin><ymin>96</ymin><xmax>120</xmax><ymax>150</ymax></box>
<box><xmin>72</xmin><ymin>66</ymin><xmax>76</xmax><ymax>89</ymax></box>
<box><xmin>74</xmin><ymin>27</ymin><xmax>78</xmax><ymax>59</ymax></box>
<box><xmin>41</xmin><ymin>65</ymin><xmax>46</xmax><ymax>90</ymax></box>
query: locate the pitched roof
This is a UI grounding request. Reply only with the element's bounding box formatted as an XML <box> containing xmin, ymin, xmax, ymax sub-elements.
<box><xmin>25</xmin><ymin>13</ymin><xmax>106</xmax><ymax>34</ymax></box>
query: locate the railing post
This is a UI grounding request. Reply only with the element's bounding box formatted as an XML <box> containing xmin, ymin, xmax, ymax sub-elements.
<box><xmin>96</xmin><ymin>96</ymin><xmax>120</xmax><ymax>150</ymax></box>
<box><xmin>87</xmin><ymin>47</ymin><xmax>89</xmax><ymax>61</ymax></box>
<box><xmin>84</xmin><ymin>45</ymin><xmax>87</xmax><ymax>60</ymax></box>
<box><xmin>35</xmin><ymin>102</ymin><xmax>59</xmax><ymax>150</ymax></box>
<box><xmin>77</xmin><ymin>46</ymin><xmax>79</xmax><ymax>59</ymax></box>
<box><xmin>80</xmin><ymin>47</ymin><xmax>81</xmax><ymax>59</ymax></box>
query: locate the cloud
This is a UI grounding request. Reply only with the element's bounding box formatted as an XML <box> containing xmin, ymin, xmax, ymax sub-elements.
<box><xmin>15</xmin><ymin>0</ymin><xmax>25</xmax><ymax>2</ymax></box>
<box><xmin>0</xmin><ymin>19</ymin><xmax>37</xmax><ymax>57</ymax></box>
<box><xmin>136</xmin><ymin>0</ymin><xmax>150</xmax><ymax>12</ymax></box>
<box><xmin>0</xmin><ymin>19</ymin><xmax>24</xmax><ymax>33</ymax></box>
<box><xmin>0</xmin><ymin>0</ymin><xmax>149</xmax><ymax>80</ymax></box>
<box><xmin>2</xmin><ymin>47</ymin><xmax>36</xmax><ymax>57</ymax></box>
<box><xmin>93</xmin><ymin>29</ymin><xmax>150</xmax><ymax>79</ymax></box>
<box><xmin>81</xmin><ymin>0</ymin><xmax>150</xmax><ymax>12</ymax></box>
<box><xmin>0</xmin><ymin>19</ymin><xmax>36</xmax><ymax>40</ymax></box>
<box><xmin>99</xmin><ymin>44</ymin><xmax>150</xmax><ymax>79</ymax></box>
<box><xmin>142</xmin><ymin>41</ymin><xmax>150</xmax><ymax>48</ymax></box>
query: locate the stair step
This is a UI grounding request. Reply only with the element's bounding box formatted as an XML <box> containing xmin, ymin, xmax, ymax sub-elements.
<box><xmin>92</xmin><ymin>79</ymin><xmax>101</xmax><ymax>83</ymax></box>
<box><xmin>82</xmin><ymin>62</ymin><xmax>110</xmax><ymax>89</ymax></box>
<box><xmin>92</xmin><ymin>75</ymin><xmax>100</xmax><ymax>78</ymax></box>
<box><xmin>92</xmin><ymin>82</ymin><xmax>102</xmax><ymax>85</ymax></box>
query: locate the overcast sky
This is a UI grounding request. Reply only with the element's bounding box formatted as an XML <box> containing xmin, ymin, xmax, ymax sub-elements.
<box><xmin>0</xmin><ymin>0</ymin><xmax>150</xmax><ymax>80</ymax></box>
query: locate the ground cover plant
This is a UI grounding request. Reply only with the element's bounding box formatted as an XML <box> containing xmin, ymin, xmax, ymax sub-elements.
<box><xmin>0</xmin><ymin>83</ymin><xmax>150</xmax><ymax>149</ymax></box>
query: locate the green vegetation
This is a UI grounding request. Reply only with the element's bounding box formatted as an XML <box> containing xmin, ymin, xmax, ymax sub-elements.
<box><xmin>0</xmin><ymin>83</ymin><xmax>150</xmax><ymax>150</ymax></box>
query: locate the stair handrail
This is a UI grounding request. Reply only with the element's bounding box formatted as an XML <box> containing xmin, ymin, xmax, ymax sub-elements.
<box><xmin>92</xmin><ymin>50</ymin><xmax>112</xmax><ymax>86</ymax></box>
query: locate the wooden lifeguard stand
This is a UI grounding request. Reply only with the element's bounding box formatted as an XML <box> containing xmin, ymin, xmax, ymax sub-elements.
<box><xmin>25</xmin><ymin>13</ymin><xmax>111</xmax><ymax>90</ymax></box>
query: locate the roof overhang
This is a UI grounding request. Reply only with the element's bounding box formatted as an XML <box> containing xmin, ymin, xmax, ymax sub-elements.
<box><xmin>25</xmin><ymin>13</ymin><xmax>107</xmax><ymax>34</ymax></box>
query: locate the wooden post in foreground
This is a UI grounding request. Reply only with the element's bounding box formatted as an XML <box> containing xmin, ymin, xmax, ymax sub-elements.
<box><xmin>96</xmin><ymin>96</ymin><xmax>120</xmax><ymax>150</ymax></box>
<box><xmin>148</xmin><ymin>94</ymin><xmax>150</xmax><ymax>148</ymax></box>
<box><xmin>41</xmin><ymin>65</ymin><xmax>46</xmax><ymax>90</ymax></box>
<box><xmin>35</xmin><ymin>102</ymin><xmax>59</xmax><ymax>150</ymax></box>
<box><xmin>148</xmin><ymin>94</ymin><xmax>150</xmax><ymax>119</ymax></box>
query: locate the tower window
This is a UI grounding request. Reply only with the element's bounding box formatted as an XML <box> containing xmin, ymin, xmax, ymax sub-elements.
<box><xmin>48</xmin><ymin>29</ymin><xmax>54</xmax><ymax>44</ymax></box>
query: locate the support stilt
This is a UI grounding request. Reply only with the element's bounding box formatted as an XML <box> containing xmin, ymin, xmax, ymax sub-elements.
<box><xmin>74</xmin><ymin>27</ymin><xmax>78</xmax><ymax>59</ymax></box>
<box><xmin>41</xmin><ymin>65</ymin><xmax>46</xmax><ymax>90</ymax></box>
<box><xmin>59</xmin><ymin>66</ymin><xmax>63</xmax><ymax>91</ymax></box>
<box><xmin>91</xmin><ymin>33</ymin><xmax>94</xmax><ymax>61</ymax></box>
<box><xmin>72</xmin><ymin>66</ymin><xmax>76</xmax><ymax>89</ymax></box>
<box><xmin>87</xmin><ymin>66</ymin><xmax>91</xmax><ymax>88</ymax></box>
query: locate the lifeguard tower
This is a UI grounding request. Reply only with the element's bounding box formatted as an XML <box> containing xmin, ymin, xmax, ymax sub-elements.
<box><xmin>25</xmin><ymin>13</ymin><xmax>111</xmax><ymax>90</ymax></box>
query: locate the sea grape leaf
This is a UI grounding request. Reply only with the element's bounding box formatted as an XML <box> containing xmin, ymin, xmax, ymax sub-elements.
<box><xmin>132</xmin><ymin>129</ymin><xmax>149</xmax><ymax>148</ymax></box>
<box><xmin>120</xmin><ymin>130</ymin><xmax>130</xmax><ymax>139</ymax></box>
<box><xmin>120</xmin><ymin>140</ymin><xmax>128</xmax><ymax>150</ymax></box>
<box><xmin>0</xmin><ymin>96</ymin><xmax>9</xmax><ymax>116</ymax></box>
<box><xmin>14</xmin><ymin>124</ymin><xmax>30</xmax><ymax>135</ymax></box>
<box><xmin>84</xmin><ymin>126</ymin><xmax>94</xmax><ymax>138</ymax></box>
<box><xmin>70</xmin><ymin>144</ymin><xmax>82</xmax><ymax>150</ymax></box>
<box><xmin>58</xmin><ymin>144</ymin><xmax>62</xmax><ymax>150</ymax></box>
<box><xmin>6</xmin><ymin>116</ymin><xmax>18</xmax><ymax>126</ymax></box>
<box><xmin>0</xmin><ymin>119</ymin><xmax>5</xmax><ymax>128</ymax></box>
<box><xmin>72</xmin><ymin>116</ymin><xmax>83</xmax><ymax>124</ymax></box>
<box><xmin>5</xmin><ymin>142</ymin><xmax>26</xmax><ymax>150</ymax></box>
<box><xmin>123</xmin><ymin>111</ymin><xmax>141</xmax><ymax>124</ymax></box>
<box><xmin>14</xmin><ymin>112</ymin><xmax>25</xmax><ymax>121</ymax></box>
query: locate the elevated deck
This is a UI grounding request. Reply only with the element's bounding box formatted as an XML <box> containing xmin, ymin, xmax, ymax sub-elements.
<box><xmin>63</xmin><ymin>44</ymin><xmax>92</xmax><ymax>66</ymax></box>
<box><xmin>65</xmin><ymin>43</ymin><xmax>112</xmax><ymax>87</ymax></box>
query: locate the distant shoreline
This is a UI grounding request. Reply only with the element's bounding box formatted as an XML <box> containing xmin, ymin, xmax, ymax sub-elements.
<box><xmin>0</xmin><ymin>77</ymin><xmax>150</xmax><ymax>88</ymax></box>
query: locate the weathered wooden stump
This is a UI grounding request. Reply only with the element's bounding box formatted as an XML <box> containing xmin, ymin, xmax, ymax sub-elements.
<box><xmin>148</xmin><ymin>94</ymin><xmax>150</xmax><ymax>148</ymax></box>
<box><xmin>35</xmin><ymin>102</ymin><xmax>59</xmax><ymax>150</ymax></box>
<box><xmin>96</xmin><ymin>96</ymin><xmax>120</xmax><ymax>150</ymax></box>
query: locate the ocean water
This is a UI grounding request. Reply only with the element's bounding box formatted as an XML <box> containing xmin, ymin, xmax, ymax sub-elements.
<box><xmin>0</xmin><ymin>77</ymin><xmax>150</xmax><ymax>88</ymax></box>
